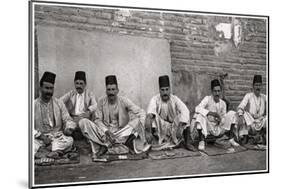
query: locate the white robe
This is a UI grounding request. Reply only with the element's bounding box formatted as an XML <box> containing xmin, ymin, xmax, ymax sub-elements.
<box><xmin>191</xmin><ymin>96</ymin><xmax>236</xmax><ymax>137</ymax></box>
<box><xmin>237</xmin><ymin>92</ymin><xmax>266</xmax><ymax>135</ymax></box>
<box><xmin>34</xmin><ymin>97</ymin><xmax>75</xmax><ymax>154</ymax></box>
<box><xmin>79</xmin><ymin>95</ymin><xmax>150</xmax><ymax>155</ymax></box>
<box><xmin>147</xmin><ymin>94</ymin><xmax>190</xmax><ymax>150</ymax></box>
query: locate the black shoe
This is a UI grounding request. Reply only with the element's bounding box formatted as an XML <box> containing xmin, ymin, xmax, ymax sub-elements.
<box><xmin>183</xmin><ymin>128</ymin><xmax>197</xmax><ymax>151</ymax></box>
<box><xmin>185</xmin><ymin>143</ymin><xmax>197</xmax><ymax>152</ymax></box>
<box><xmin>125</xmin><ymin>134</ymin><xmax>136</xmax><ymax>152</ymax></box>
<box><xmin>96</xmin><ymin>146</ymin><xmax>108</xmax><ymax>157</ymax></box>
<box><xmin>240</xmin><ymin>135</ymin><xmax>249</xmax><ymax>145</ymax></box>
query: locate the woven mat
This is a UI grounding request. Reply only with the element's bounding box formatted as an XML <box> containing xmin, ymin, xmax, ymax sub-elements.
<box><xmin>148</xmin><ymin>148</ymin><xmax>201</xmax><ymax>160</ymax></box>
<box><xmin>202</xmin><ymin>144</ymin><xmax>247</xmax><ymax>156</ymax></box>
<box><xmin>93</xmin><ymin>153</ymin><xmax>148</xmax><ymax>162</ymax></box>
<box><xmin>242</xmin><ymin>144</ymin><xmax>266</xmax><ymax>151</ymax></box>
<box><xmin>35</xmin><ymin>153</ymin><xmax>80</xmax><ymax>166</ymax></box>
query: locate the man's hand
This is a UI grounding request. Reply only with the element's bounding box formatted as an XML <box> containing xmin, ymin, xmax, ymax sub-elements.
<box><xmin>253</xmin><ymin>114</ymin><xmax>261</xmax><ymax>119</ymax></box>
<box><xmin>208</xmin><ymin>112</ymin><xmax>221</xmax><ymax>123</ymax></box>
<box><xmin>207</xmin><ymin>111</ymin><xmax>217</xmax><ymax>117</ymax></box>
<box><xmin>215</xmin><ymin>114</ymin><xmax>221</xmax><ymax>123</ymax></box>
<box><xmin>208</xmin><ymin>112</ymin><xmax>220</xmax><ymax>119</ymax></box>
<box><xmin>80</xmin><ymin>111</ymin><xmax>91</xmax><ymax>119</ymax></box>
<box><xmin>105</xmin><ymin>130</ymin><xmax>116</xmax><ymax>144</ymax></box>
<box><xmin>39</xmin><ymin>134</ymin><xmax>51</xmax><ymax>146</ymax></box>
<box><xmin>64</xmin><ymin>128</ymin><xmax>74</xmax><ymax>136</ymax></box>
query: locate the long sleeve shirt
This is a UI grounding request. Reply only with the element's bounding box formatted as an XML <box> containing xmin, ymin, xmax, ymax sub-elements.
<box><xmin>237</xmin><ymin>92</ymin><xmax>266</xmax><ymax>118</ymax></box>
<box><xmin>195</xmin><ymin>96</ymin><xmax>226</xmax><ymax>118</ymax></box>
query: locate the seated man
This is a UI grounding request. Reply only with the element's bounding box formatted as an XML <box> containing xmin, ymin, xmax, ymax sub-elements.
<box><xmin>146</xmin><ymin>75</ymin><xmax>196</xmax><ymax>151</ymax></box>
<box><xmin>191</xmin><ymin>79</ymin><xmax>239</xmax><ymax>151</ymax></box>
<box><xmin>60</xmin><ymin>71</ymin><xmax>97</xmax><ymax>137</ymax></box>
<box><xmin>77</xmin><ymin>75</ymin><xmax>150</xmax><ymax>160</ymax></box>
<box><xmin>237</xmin><ymin>75</ymin><xmax>266</xmax><ymax>144</ymax></box>
<box><xmin>34</xmin><ymin>71</ymin><xmax>76</xmax><ymax>159</ymax></box>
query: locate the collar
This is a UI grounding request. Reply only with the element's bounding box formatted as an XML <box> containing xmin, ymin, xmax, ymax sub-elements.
<box><xmin>39</xmin><ymin>96</ymin><xmax>53</xmax><ymax>106</ymax></box>
<box><xmin>211</xmin><ymin>95</ymin><xmax>221</xmax><ymax>104</ymax></box>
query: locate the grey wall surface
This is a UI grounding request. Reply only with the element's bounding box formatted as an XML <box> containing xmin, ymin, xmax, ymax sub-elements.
<box><xmin>37</xmin><ymin>25</ymin><xmax>171</xmax><ymax>109</ymax></box>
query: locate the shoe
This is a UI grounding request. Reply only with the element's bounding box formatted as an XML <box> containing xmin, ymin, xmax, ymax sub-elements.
<box><xmin>96</xmin><ymin>146</ymin><xmax>108</xmax><ymax>157</ymax></box>
<box><xmin>185</xmin><ymin>143</ymin><xmax>197</xmax><ymax>152</ymax></box>
<box><xmin>240</xmin><ymin>135</ymin><xmax>248</xmax><ymax>145</ymax></box>
<box><xmin>125</xmin><ymin>134</ymin><xmax>136</xmax><ymax>153</ymax></box>
<box><xmin>253</xmin><ymin>135</ymin><xmax>263</xmax><ymax>145</ymax></box>
<box><xmin>229</xmin><ymin>138</ymin><xmax>240</xmax><ymax>147</ymax></box>
<box><xmin>183</xmin><ymin>128</ymin><xmax>197</xmax><ymax>152</ymax></box>
<box><xmin>47</xmin><ymin>151</ymin><xmax>60</xmax><ymax>159</ymax></box>
<box><xmin>198</xmin><ymin>141</ymin><xmax>205</xmax><ymax>151</ymax></box>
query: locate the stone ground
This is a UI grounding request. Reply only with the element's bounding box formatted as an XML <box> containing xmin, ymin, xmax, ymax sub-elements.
<box><xmin>34</xmin><ymin>144</ymin><xmax>267</xmax><ymax>185</ymax></box>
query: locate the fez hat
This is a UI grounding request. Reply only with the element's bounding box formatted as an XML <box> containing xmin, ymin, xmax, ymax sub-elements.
<box><xmin>253</xmin><ymin>75</ymin><xmax>262</xmax><ymax>84</ymax></box>
<box><xmin>159</xmin><ymin>75</ymin><xmax>170</xmax><ymax>88</ymax></box>
<box><xmin>40</xmin><ymin>71</ymin><xmax>56</xmax><ymax>85</ymax></box>
<box><xmin>74</xmin><ymin>71</ymin><xmax>86</xmax><ymax>82</ymax></box>
<box><xmin>211</xmin><ymin>79</ymin><xmax>221</xmax><ymax>90</ymax></box>
<box><xmin>105</xmin><ymin>75</ymin><xmax>118</xmax><ymax>86</ymax></box>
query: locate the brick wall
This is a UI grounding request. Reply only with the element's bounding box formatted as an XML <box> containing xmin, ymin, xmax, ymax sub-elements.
<box><xmin>34</xmin><ymin>5</ymin><xmax>267</xmax><ymax>111</ymax></box>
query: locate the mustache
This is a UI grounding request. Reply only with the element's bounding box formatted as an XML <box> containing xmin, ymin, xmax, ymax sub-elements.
<box><xmin>45</xmin><ymin>93</ymin><xmax>53</xmax><ymax>97</ymax></box>
<box><xmin>108</xmin><ymin>94</ymin><xmax>115</xmax><ymax>97</ymax></box>
<box><xmin>76</xmin><ymin>87</ymin><xmax>82</xmax><ymax>90</ymax></box>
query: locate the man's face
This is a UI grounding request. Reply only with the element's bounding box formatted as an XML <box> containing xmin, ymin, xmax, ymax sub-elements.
<box><xmin>253</xmin><ymin>82</ymin><xmax>262</xmax><ymax>96</ymax></box>
<box><xmin>74</xmin><ymin>80</ymin><xmax>86</xmax><ymax>94</ymax></box>
<box><xmin>160</xmin><ymin>86</ymin><xmax>171</xmax><ymax>102</ymax></box>
<box><xmin>106</xmin><ymin>84</ymin><xmax>119</xmax><ymax>101</ymax></box>
<box><xmin>212</xmin><ymin>86</ymin><xmax>222</xmax><ymax>102</ymax></box>
<box><xmin>40</xmin><ymin>82</ymin><xmax>54</xmax><ymax>102</ymax></box>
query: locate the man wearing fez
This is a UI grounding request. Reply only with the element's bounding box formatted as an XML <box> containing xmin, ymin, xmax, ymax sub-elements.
<box><xmin>191</xmin><ymin>79</ymin><xmax>240</xmax><ymax>151</ymax></box>
<box><xmin>78</xmin><ymin>75</ymin><xmax>150</xmax><ymax>160</ymax></box>
<box><xmin>34</xmin><ymin>71</ymin><xmax>76</xmax><ymax>158</ymax></box>
<box><xmin>237</xmin><ymin>75</ymin><xmax>267</xmax><ymax>144</ymax></box>
<box><xmin>60</xmin><ymin>71</ymin><xmax>97</xmax><ymax>129</ymax></box>
<box><xmin>146</xmin><ymin>75</ymin><xmax>196</xmax><ymax>152</ymax></box>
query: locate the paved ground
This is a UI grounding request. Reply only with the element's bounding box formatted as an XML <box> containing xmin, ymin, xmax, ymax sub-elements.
<box><xmin>35</xmin><ymin>149</ymin><xmax>267</xmax><ymax>185</ymax></box>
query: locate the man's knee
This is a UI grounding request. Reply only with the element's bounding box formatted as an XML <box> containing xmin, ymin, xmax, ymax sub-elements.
<box><xmin>78</xmin><ymin>118</ymin><xmax>91</xmax><ymax>130</ymax></box>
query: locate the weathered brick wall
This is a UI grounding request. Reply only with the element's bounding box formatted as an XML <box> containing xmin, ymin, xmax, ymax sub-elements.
<box><xmin>34</xmin><ymin>5</ymin><xmax>267</xmax><ymax>111</ymax></box>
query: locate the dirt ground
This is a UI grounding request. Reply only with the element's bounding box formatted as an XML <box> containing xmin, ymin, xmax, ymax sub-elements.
<box><xmin>34</xmin><ymin>149</ymin><xmax>267</xmax><ymax>185</ymax></box>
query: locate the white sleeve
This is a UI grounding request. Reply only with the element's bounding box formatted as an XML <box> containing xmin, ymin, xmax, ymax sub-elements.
<box><xmin>174</xmin><ymin>96</ymin><xmax>190</xmax><ymax>124</ymax></box>
<box><xmin>147</xmin><ymin>96</ymin><xmax>158</xmax><ymax>116</ymax></box>
<box><xmin>237</xmin><ymin>93</ymin><xmax>250</xmax><ymax>115</ymax></box>
<box><xmin>195</xmin><ymin>96</ymin><xmax>209</xmax><ymax>116</ymax></box>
